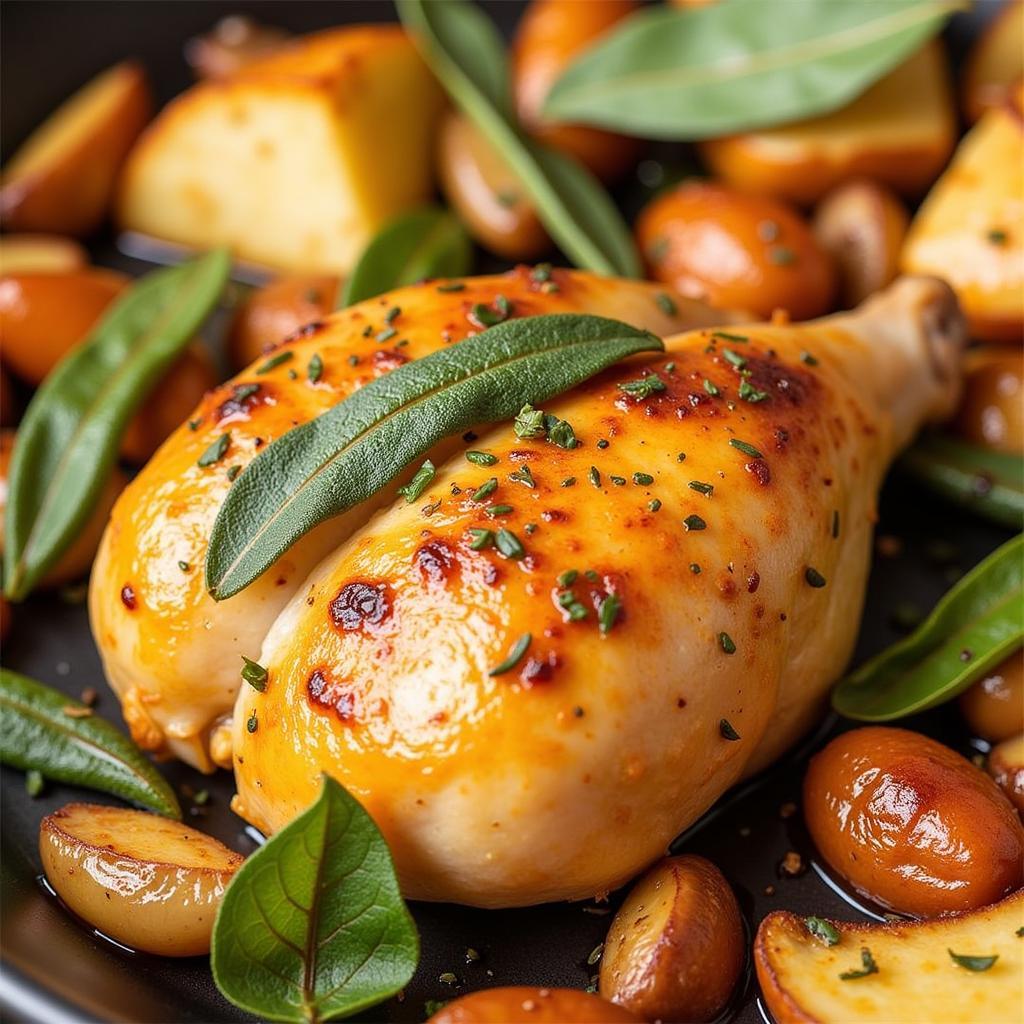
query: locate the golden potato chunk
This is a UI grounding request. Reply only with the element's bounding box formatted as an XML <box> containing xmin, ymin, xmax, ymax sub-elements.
<box><xmin>40</xmin><ymin>803</ymin><xmax>242</xmax><ymax>956</ymax></box>
<box><xmin>756</xmin><ymin>889</ymin><xmax>1024</xmax><ymax>1024</ymax></box>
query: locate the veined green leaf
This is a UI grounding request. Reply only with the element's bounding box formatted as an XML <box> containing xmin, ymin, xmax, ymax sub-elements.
<box><xmin>0</xmin><ymin>670</ymin><xmax>180</xmax><ymax>818</ymax></box>
<box><xmin>340</xmin><ymin>206</ymin><xmax>472</xmax><ymax>308</ymax></box>
<box><xmin>205</xmin><ymin>314</ymin><xmax>662</xmax><ymax>599</ymax></box>
<box><xmin>3</xmin><ymin>249</ymin><xmax>230</xmax><ymax>600</ymax></box>
<box><xmin>900</xmin><ymin>433</ymin><xmax>1024</xmax><ymax>529</ymax></box>
<box><xmin>211</xmin><ymin>775</ymin><xmax>418</xmax><ymax>1023</ymax></box>
<box><xmin>542</xmin><ymin>0</ymin><xmax>960</xmax><ymax>139</ymax></box>
<box><xmin>832</xmin><ymin>535</ymin><xmax>1024</xmax><ymax>722</ymax></box>
<box><xmin>396</xmin><ymin>0</ymin><xmax>640</xmax><ymax>277</ymax></box>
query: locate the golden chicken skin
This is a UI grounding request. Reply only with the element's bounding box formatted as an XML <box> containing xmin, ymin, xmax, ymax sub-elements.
<box><xmin>89</xmin><ymin>269</ymin><xmax>726</xmax><ymax>771</ymax></box>
<box><xmin>231</xmin><ymin>276</ymin><xmax>964</xmax><ymax>907</ymax></box>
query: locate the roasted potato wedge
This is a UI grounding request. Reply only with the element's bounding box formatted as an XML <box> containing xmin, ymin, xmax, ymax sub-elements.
<box><xmin>427</xmin><ymin>987</ymin><xmax>642</xmax><ymax>1023</ymax></box>
<box><xmin>437</xmin><ymin>111</ymin><xmax>550</xmax><ymax>262</ymax></box>
<box><xmin>0</xmin><ymin>61</ymin><xmax>151</xmax><ymax>236</ymax></box>
<box><xmin>0</xmin><ymin>234</ymin><xmax>87</xmax><ymax>275</ymax></box>
<box><xmin>700</xmin><ymin>43</ymin><xmax>955</xmax><ymax>206</ymax></box>
<box><xmin>599</xmin><ymin>855</ymin><xmax>744</xmax><ymax>1022</ymax></box>
<box><xmin>636</xmin><ymin>179</ymin><xmax>835</xmax><ymax>319</ymax></box>
<box><xmin>989</xmin><ymin>734</ymin><xmax>1024</xmax><ymax>813</ymax></box>
<box><xmin>962</xmin><ymin>1</ymin><xmax>1024</xmax><ymax>124</ymax></box>
<box><xmin>804</xmin><ymin>727</ymin><xmax>1024</xmax><ymax>918</ymax></box>
<box><xmin>40</xmin><ymin>803</ymin><xmax>242</xmax><ymax>956</ymax></box>
<box><xmin>901</xmin><ymin>83</ymin><xmax>1024</xmax><ymax>343</ymax></box>
<box><xmin>118</xmin><ymin>28</ymin><xmax>444</xmax><ymax>274</ymax></box>
<box><xmin>0</xmin><ymin>429</ymin><xmax>126</xmax><ymax>589</ymax></box>
<box><xmin>756</xmin><ymin>888</ymin><xmax>1024</xmax><ymax>1024</ymax></box>
<box><xmin>813</xmin><ymin>180</ymin><xmax>908</xmax><ymax>309</ymax></box>
<box><xmin>0</xmin><ymin>267</ymin><xmax>128</xmax><ymax>384</ymax></box>
<box><xmin>511</xmin><ymin>0</ymin><xmax>642</xmax><ymax>183</ymax></box>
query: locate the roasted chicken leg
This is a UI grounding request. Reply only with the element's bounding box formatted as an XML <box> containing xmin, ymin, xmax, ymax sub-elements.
<box><xmin>229</xmin><ymin>276</ymin><xmax>964</xmax><ymax>907</ymax></box>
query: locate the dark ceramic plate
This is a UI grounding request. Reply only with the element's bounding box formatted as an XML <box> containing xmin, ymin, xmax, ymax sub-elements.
<box><xmin>0</xmin><ymin>3</ymin><xmax>1008</xmax><ymax>1022</ymax></box>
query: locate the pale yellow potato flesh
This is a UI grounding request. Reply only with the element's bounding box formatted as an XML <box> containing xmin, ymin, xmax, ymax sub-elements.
<box><xmin>39</xmin><ymin>803</ymin><xmax>243</xmax><ymax>957</ymax></box>
<box><xmin>755</xmin><ymin>889</ymin><xmax>1024</xmax><ymax>1024</ymax></box>
<box><xmin>0</xmin><ymin>234</ymin><xmax>87</xmax><ymax>275</ymax></box>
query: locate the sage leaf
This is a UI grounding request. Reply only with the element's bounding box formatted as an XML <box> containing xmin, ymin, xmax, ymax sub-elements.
<box><xmin>211</xmin><ymin>775</ymin><xmax>417</xmax><ymax>1024</ymax></box>
<box><xmin>3</xmin><ymin>249</ymin><xmax>231</xmax><ymax>600</ymax></box>
<box><xmin>206</xmin><ymin>314</ymin><xmax>661</xmax><ymax>600</ymax></box>
<box><xmin>397</xmin><ymin>0</ymin><xmax>640</xmax><ymax>277</ymax></box>
<box><xmin>0</xmin><ymin>670</ymin><xmax>180</xmax><ymax>818</ymax></box>
<box><xmin>832</xmin><ymin>534</ymin><xmax>1023</xmax><ymax>722</ymax></box>
<box><xmin>543</xmin><ymin>0</ymin><xmax>958</xmax><ymax>139</ymax></box>
<box><xmin>340</xmin><ymin>206</ymin><xmax>472</xmax><ymax>308</ymax></box>
<box><xmin>900</xmin><ymin>433</ymin><xmax>1024</xmax><ymax>529</ymax></box>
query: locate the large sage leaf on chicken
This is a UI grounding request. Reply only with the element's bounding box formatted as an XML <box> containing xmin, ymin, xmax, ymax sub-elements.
<box><xmin>396</xmin><ymin>0</ymin><xmax>640</xmax><ymax>277</ymax></box>
<box><xmin>211</xmin><ymin>775</ymin><xmax>417</xmax><ymax>1023</ymax></box>
<box><xmin>3</xmin><ymin>249</ymin><xmax>231</xmax><ymax>600</ymax></box>
<box><xmin>900</xmin><ymin>434</ymin><xmax>1024</xmax><ymax>529</ymax></box>
<box><xmin>833</xmin><ymin>534</ymin><xmax>1023</xmax><ymax>722</ymax></box>
<box><xmin>206</xmin><ymin>314</ymin><xmax>661</xmax><ymax>599</ymax></box>
<box><xmin>0</xmin><ymin>670</ymin><xmax>181</xmax><ymax>818</ymax></box>
<box><xmin>542</xmin><ymin>0</ymin><xmax>958</xmax><ymax>139</ymax></box>
<box><xmin>340</xmin><ymin>206</ymin><xmax>472</xmax><ymax>307</ymax></box>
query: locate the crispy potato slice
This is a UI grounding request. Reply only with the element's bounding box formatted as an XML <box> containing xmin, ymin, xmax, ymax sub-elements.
<box><xmin>962</xmin><ymin>1</ymin><xmax>1024</xmax><ymax>123</ymax></box>
<box><xmin>428</xmin><ymin>987</ymin><xmax>641</xmax><ymax>1023</ymax></box>
<box><xmin>40</xmin><ymin>803</ymin><xmax>242</xmax><ymax>956</ymax></box>
<box><xmin>901</xmin><ymin>83</ymin><xmax>1024</xmax><ymax>343</ymax></box>
<box><xmin>599</xmin><ymin>855</ymin><xmax>744</xmax><ymax>1022</ymax></box>
<box><xmin>0</xmin><ymin>62</ymin><xmax>151</xmax><ymax>236</ymax></box>
<box><xmin>0</xmin><ymin>234</ymin><xmax>87</xmax><ymax>275</ymax></box>
<box><xmin>699</xmin><ymin>43</ymin><xmax>955</xmax><ymax>206</ymax></box>
<box><xmin>756</xmin><ymin>889</ymin><xmax>1024</xmax><ymax>1024</ymax></box>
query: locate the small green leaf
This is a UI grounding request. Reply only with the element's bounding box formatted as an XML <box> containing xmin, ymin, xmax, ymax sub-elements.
<box><xmin>211</xmin><ymin>775</ymin><xmax>418</xmax><ymax>1023</ymax></box>
<box><xmin>805</xmin><ymin>917</ymin><xmax>840</xmax><ymax>946</ymax></box>
<box><xmin>948</xmin><ymin>949</ymin><xmax>998</xmax><ymax>972</ymax></box>
<box><xmin>489</xmin><ymin>633</ymin><xmax>532</xmax><ymax>676</ymax></box>
<box><xmin>543</xmin><ymin>0</ymin><xmax>958</xmax><ymax>139</ymax></box>
<box><xmin>397</xmin><ymin>460</ymin><xmax>436</xmax><ymax>503</ymax></box>
<box><xmin>833</xmin><ymin>535</ymin><xmax>1023</xmax><ymax>721</ymax></box>
<box><xmin>206</xmin><ymin>315</ymin><xmax>662</xmax><ymax>599</ymax></box>
<box><xmin>341</xmin><ymin>206</ymin><xmax>471</xmax><ymax>307</ymax></box>
<box><xmin>397</xmin><ymin>0</ymin><xmax>640</xmax><ymax>277</ymax></box>
<box><xmin>839</xmin><ymin>947</ymin><xmax>879</xmax><ymax>981</ymax></box>
<box><xmin>240</xmin><ymin>656</ymin><xmax>268</xmax><ymax>692</ymax></box>
<box><xmin>0</xmin><ymin>670</ymin><xmax>180</xmax><ymax>818</ymax></box>
<box><xmin>3</xmin><ymin>249</ymin><xmax>230</xmax><ymax>600</ymax></box>
<box><xmin>900</xmin><ymin>433</ymin><xmax>1024</xmax><ymax>529</ymax></box>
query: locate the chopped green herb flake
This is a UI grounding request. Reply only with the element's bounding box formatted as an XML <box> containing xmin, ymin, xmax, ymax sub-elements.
<box><xmin>256</xmin><ymin>351</ymin><xmax>293</xmax><ymax>375</ymax></box>
<box><xmin>805</xmin><ymin>917</ymin><xmax>840</xmax><ymax>946</ymax></box>
<box><xmin>597</xmin><ymin>439</ymin><xmax>610</xmax><ymax>450</ymax></box>
<box><xmin>839</xmin><ymin>947</ymin><xmax>878</xmax><ymax>981</ymax></box>
<box><xmin>471</xmin><ymin>295</ymin><xmax>512</xmax><ymax>327</ymax></box>
<box><xmin>633</xmin><ymin>472</ymin><xmax>654</xmax><ymax>486</ymax></box>
<box><xmin>689</xmin><ymin>562</ymin><xmax>701</xmax><ymax>574</ymax></box>
<box><xmin>558</xmin><ymin>590</ymin><xmax>588</xmax><ymax>621</ymax></box>
<box><xmin>466</xmin><ymin>450</ymin><xmax>498</xmax><ymax>466</ymax></box>
<box><xmin>198</xmin><ymin>433</ymin><xmax>230</xmax><ymax>468</ymax></box>
<box><xmin>188</xmin><ymin>418</ymin><xmax>201</xmax><ymax>431</ymax></box>
<box><xmin>585</xmin><ymin>570</ymin><xmax>599</xmax><ymax>583</ymax></box>
<box><xmin>987</xmin><ymin>229</ymin><xmax>1008</xmax><ymax>246</ymax></box>
<box><xmin>348</xmin><ymin>354</ymin><xmax>360</xmax><ymax>367</ymax></box>
<box><xmin>703</xmin><ymin>378</ymin><xmax>720</xmax><ymax>397</ymax></box>
<box><xmin>689</xmin><ymin>480</ymin><xmax>714</xmax><ymax>496</ymax></box>
<box><xmin>509</xmin><ymin>464</ymin><xmax>536</xmax><ymax>488</ymax></box>
<box><xmin>489</xmin><ymin>633</ymin><xmax>532</xmax><ymax>676</ymax></box>
<box><xmin>712</xmin><ymin>331</ymin><xmax>749</xmax><ymax>343</ymax></box>
<box><xmin>677</xmin><ymin>452</ymin><xmax>686</xmax><ymax>462</ymax></box>
<box><xmin>588</xmin><ymin>466</ymin><xmax>602</xmax><ymax>488</ymax></box>
<box><xmin>561</xmin><ymin>477</ymin><xmax>576</xmax><ymax>488</ymax></box>
<box><xmin>719</xmin><ymin>718</ymin><xmax>740</xmax><ymax>740</ymax></box>
<box><xmin>729</xmin><ymin>438</ymin><xmax>763</xmax><ymax>458</ymax></box>
<box><xmin>241</xmin><ymin>655</ymin><xmax>268</xmax><ymax>692</ymax></box>
<box><xmin>598</xmin><ymin>593</ymin><xmax>622</xmax><ymax>634</ymax></box>
<box><xmin>722</xmin><ymin>348</ymin><xmax>747</xmax><ymax>369</ymax></box>
<box><xmin>683</xmin><ymin>514</ymin><xmax>706</xmax><ymax>531</ymax></box>
<box><xmin>471</xmin><ymin>477</ymin><xmax>498</xmax><ymax>502</ymax></box>
<box><xmin>287</xmin><ymin>369</ymin><xmax>298</xmax><ymax>380</ymax></box>
<box><xmin>805</xmin><ymin>567</ymin><xmax>827</xmax><ymax>588</ymax></box>
<box><xmin>525</xmin><ymin>522</ymin><xmax>537</xmax><ymax>534</ymax></box>
<box><xmin>468</xmin><ymin>528</ymin><xmax>494</xmax><ymax>551</ymax></box>
<box><xmin>648</xmin><ymin>499</ymin><xmax>661</xmax><ymax>512</ymax></box>
<box><xmin>232</xmin><ymin>383</ymin><xmax>260</xmax><ymax>402</ymax></box>
<box><xmin>800</xmin><ymin>351</ymin><xmax>819</xmax><ymax>366</ymax></box>
<box><xmin>664</xmin><ymin>361</ymin><xmax>676</xmax><ymax>372</ymax></box>
<box><xmin>769</xmin><ymin>246</ymin><xmax>796</xmax><ymax>266</ymax></box>
<box><xmin>246</xmin><ymin>712</ymin><xmax>258</xmax><ymax>733</ymax></box>
<box><xmin>738</xmin><ymin>378</ymin><xmax>769</xmax><ymax>403</ymax></box>
<box><xmin>610</xmin><ymin>475</ymin><xmax>626</xmax><ymax>486</ymax></box>
<box><xmin>719</xmin><ymin>632</ymin><xmax>736</xmax><ymax>654</ymax></box>
<box><xmin>619</xmin><ymin>374</ymin><xmax>666</xmax><ymax>399</ymax></box>
<box><xmin>307</xmin><ymin>353</ymin><xmax>323</xmax><ymax>382</ymax></box>
<box><xmin>656</xmin><ymin>292</ymin><xmax>677</xmax><ymax>316</ymax></box>
<box><xmin>385</xmin><ymin>306</ymin><xmax>401</xmax><ymax>324</ymax></box>
<box><xmin>515</xmin><ymin>404</ymin><xmax>547</xmax><ymax>439</ymax></box>
<box><xmin>495</xmin><ymin>528</ymin><xmax>524</xmax><ymax>559</ymax></box>
<box><xmin>25</xmin><ymin>769</ymin><xmax>44</xmax><ymax>797</ymax></box>
<box><xmin>487</xmin><ymin>504</ymin><xmax>514</xmax><ymax>517</ymax></box>
<box><xmin>436</xmin><ymin>281</ymin><xmax>465</xmax><ymax>293</ymax></box>
<box><xmin>376</xmin><ymin>327</ymin><xmax>397</xmax><ymax>343</ymax></box>
<box><xmin>545</xmin><ymin>414</ymin><xmax>578</xmax><ymax>449</ymax></box>
<box><xmin>397</xmin><ymin>460</ymin><xmax>435</xmax><ymax>503</ymax></box>
<box><xmin>531</xmin><ymin>263</ymin><xmax>553</xmax><ymax>283</ymax></box>
<box><xmin>948</xmin><ymin>950</ymin><xmax>998</xmax><ymax>972</ymax></box>
<box><xmin>226</xmin><ymin>465</ymin><xmax>241</xmax><ymax>482</ymax></box>
<box><xmin>178</xmin><ymin>560</ymin><xmax>190</xmax><ymax>572</ymax></box>
<box><xmin>558</xmin><ymin>570</ymin><xmax>578</xmax><ymax>587</ymax></box>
